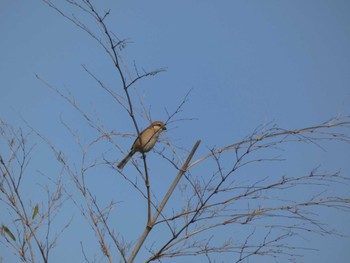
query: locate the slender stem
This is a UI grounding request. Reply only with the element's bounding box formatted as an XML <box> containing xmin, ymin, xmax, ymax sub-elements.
<box><xmin>127</xmin><ymin>140</ymin><xmax>201</xmax><ymax>263</ymax></box>
<box><xmin>142</xmin><ymin>156</ymin><xmax>151</xmax><ymax>224</ymax></box>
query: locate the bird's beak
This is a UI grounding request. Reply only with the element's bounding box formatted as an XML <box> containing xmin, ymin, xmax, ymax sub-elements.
<box><xmin>163</xmin><ymin>126</ymin><xmax>167</xmax><ymax>130</ymax></box>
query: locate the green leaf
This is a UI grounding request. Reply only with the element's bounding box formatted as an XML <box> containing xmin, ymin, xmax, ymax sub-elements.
<box><xmin>2</xmin><ymin>225</ymin><xmax>16</xmax><ymax>241</ymax></box>
<box><xmin>32</xmin><ymin>204</ymin><xmax>39</xmax><ymax>220</ymax></box>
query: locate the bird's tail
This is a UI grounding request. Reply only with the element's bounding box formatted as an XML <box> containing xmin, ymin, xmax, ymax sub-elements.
<box><xmin>117</xmin><ymin>152</ymin><xmax>134</xmax><ymax>169</ymax></box>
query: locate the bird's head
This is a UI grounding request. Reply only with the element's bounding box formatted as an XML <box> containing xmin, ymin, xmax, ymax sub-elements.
<box><xmin>152</xmin><ymin>121</ymin><xmax>167</xmax><ymax>131</ymax></box>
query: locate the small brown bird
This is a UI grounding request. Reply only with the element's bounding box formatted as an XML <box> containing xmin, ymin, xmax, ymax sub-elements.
<box><xmin>117</xmin><ymin>121</ymin><xmax>167</xmax><ymax>169</ymax></box>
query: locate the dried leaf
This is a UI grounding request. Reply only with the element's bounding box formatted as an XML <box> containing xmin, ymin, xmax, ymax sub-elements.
<box><xmin>2</xmin><ymin>225</ymin><xmax>16</xmax><ymax>241</ymax></box>
<box><xmin>32</xmin><ymin>204</ymin><xmax>39</xmax><ymax>220</ymax></box>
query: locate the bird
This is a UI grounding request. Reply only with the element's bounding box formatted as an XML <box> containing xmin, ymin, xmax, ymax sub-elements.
<box><xmin>117</xmin><ymin>121</ymin><xmax>167</xmax><ymax>169</ymax></box>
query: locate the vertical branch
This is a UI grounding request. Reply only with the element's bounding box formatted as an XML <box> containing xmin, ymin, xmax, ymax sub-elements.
<box><xmin>142</xmin><ymin>157</ymin><xmax>152</xmax><ymax>224</ymax></box>
<box><xmin>84</xmin><ymin>1</ymin><xmax>156</xmax><ymax>228</ymax></box>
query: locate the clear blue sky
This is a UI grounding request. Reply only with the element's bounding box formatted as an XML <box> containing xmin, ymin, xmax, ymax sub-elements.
<box><xmin>1</xmin><ymin>1</ymin><xmax>350</xmax><ymax>262</ymax></box>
